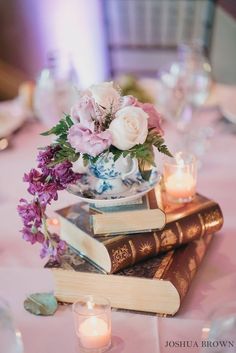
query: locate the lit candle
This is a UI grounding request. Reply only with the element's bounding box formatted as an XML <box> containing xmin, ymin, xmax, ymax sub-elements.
<box><xmin>78</xmin><ymin>316</ymin><xmax>111</xmax><ymax>350</ymax></box>
<box><xmin>164</xmin><ymin>152</ymin><xmax>197</xmax><ymax>203</ymax></box>
<box><xmin>165</xmin><ymin>171</ymin><xmax>196</xmax><ymax>199</ymax></box>
<box><xmin>72</xmin><ymin>295</ymin><xmax>111</xmax><ymax>352</ymax></box>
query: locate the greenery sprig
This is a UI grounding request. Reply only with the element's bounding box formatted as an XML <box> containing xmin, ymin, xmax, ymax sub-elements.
<box><xmin>41</xmin><ymin>115</ymin><xmax>80</xmax><ymax>166</ymax></box>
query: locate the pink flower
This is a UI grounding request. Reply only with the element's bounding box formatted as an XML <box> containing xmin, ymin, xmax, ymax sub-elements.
<box><xmin>68</xmin><ymin>124</ymin><xmax>112</xmax><ymax>157</ymax></box>
<box><xmin>120</xmin><ymin>97</ymin><xmax>163</xmax><ymax>134</ymax></box>
<box><xmin>70</xmin><ymin>95</ymin><xmax>96</xmax><ymax>130</ymax></box>
<box><xmin>121</xmin><ymin>95</ymin><xmax>138</xmax><ymax>108</ymax></box>
<box><xmin>136</xmin><ymin>102</ymin><xmax>164</xmax><ymax>135</ymax></box>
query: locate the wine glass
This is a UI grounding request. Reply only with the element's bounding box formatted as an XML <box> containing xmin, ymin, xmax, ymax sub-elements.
<box><xmin>158</xmin><ymin>42</ymin><xmax>212</xmax><ymax>156</ymax></box>
<box><xmin>0</xmin><ymin>297</ymin><xmax>24</xmax><ymax>353</ymax></box>
<box><xmin>201</xmin><ymin>301</ymin><xmax>236</xmax><ymax>352</ymax></box>
<box><xmin>177</xmin><ymin>42</ymin><xmax>212</xmax><ymax>106</ymax></box>
<box><xmin>34</xmin><ymin>51</ymin><xmax>79</xmax><ymax>127</ymax></box>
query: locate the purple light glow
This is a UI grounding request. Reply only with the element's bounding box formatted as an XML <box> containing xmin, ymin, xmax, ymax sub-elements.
<box><xmin>36</xmin><ymin>0</ymin><xmax>108</xmax><ymax>87</ymax></box>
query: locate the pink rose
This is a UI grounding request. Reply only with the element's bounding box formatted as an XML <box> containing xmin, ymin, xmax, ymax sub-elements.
<box><xmin>121</xmin><ymin>95</ymin><xmax>138</xmax><ymax>108</ymax></box>
<box><xmin>70</xmin><ymin>95</ymin><xmax>97</xmax><ymax>130</ymax></box>
<box><xmin>68</xmin><ymin>124</ymin><xmax>112</xmax><ymax>157</ymax></box>
<box><xmin>136</xmin><ymin>102</ymin><xmax>164</xmax><ymax>135</ymax></box>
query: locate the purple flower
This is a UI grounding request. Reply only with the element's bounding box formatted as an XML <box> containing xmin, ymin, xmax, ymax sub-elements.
<box><xmin>21</xmin><ymin>150</ymin><xmax>81</xmax><ymax>208</ymax></box>
<box><xmin>19</xmin><ymin>140</ymin><xmax>81</xmax><ymax>260</ymax></box>
<box><xmin>68</xmin><ymin>124</ymin><xmax>112</xmax><ymax>157</ymax></box>
<box><xmin>53</xmin><ymin>161</ymin><xmax>81</xmax><ymax>187</ymax></box>
<box><xmin>23</xmin><ymin>169</ymin><xmax>55</xmax><ymax>205</ymax></box>
<box><xmin>37</xmin><ymin>146</ymin><xmax>60</xmax><ymax>171</ymax></box>
<box><xmin>21</xmin><ymin>227</ymin><xmax>45</xmax><ymax>245</ymax></box>
<box><xmin>23</xmin><ymin>169</ymin><xmax>43</xmax><ymax>195</ymax></box>
<box><xmin>40</xmin><ymin>233</ymin><xmax>67</xmax><ymax>260</ymax></box>
<box><xmin>17</xmin><ymin>199</ymin><xmax>43</xmax><ymax>228</ymax></box>
<box><xmin>38</xmin><ymin>183</ymin><xmax>59</xmax><ymax>204</ymax></box>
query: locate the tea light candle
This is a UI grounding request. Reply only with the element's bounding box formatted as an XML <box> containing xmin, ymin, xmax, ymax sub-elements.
<box><xmin>165</xmin><ymin>171</ymin><xmax>196</xmax><ymax>199</ymax></box>
<box><xmin>78</xmin><ymin>317</ymin><xmax>111</xmax><ymax>350</ymax></box>
<box><xmin>72</xmin><ymin>295</ymin><xmax>111</xmax><ymax>353</ymax></box>
<box><xmin>164</xmin><ymin>152</ymin><xmax>197</xmax><ymax>203</ymax></box>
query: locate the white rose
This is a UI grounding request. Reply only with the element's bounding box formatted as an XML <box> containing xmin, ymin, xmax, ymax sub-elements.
<box><xmin>89</xmin><ymin>82</ymin><xmax>120</xmax><ymax>110</ymax></box>
<box><xmin>109</xmin><ymin>106</ymin><xmax>148</xmax><ymax>150</ymax></box>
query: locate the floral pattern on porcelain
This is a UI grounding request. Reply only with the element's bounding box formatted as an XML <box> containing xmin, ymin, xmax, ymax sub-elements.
<box><xmin>88</xmin><ymin>153</ymin><xmax>138</xmax><ymax>195</ymax></box>
<box><xmin>67</xmin><ymin>167</ymin><xmax>160</xmax><ymax>205</ymax></box>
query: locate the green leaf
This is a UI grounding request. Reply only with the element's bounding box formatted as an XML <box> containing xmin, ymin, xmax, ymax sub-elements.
<box><xmin>147</xmin><ymin>132</ymin><xmax>173</xmax><ymax>158</ymax></box>
<box><xmin>157</xmin><ymin>144</ymin><xmax>173</xmax><ymax>157</ymax></box>
<box><xmin>82</xmin><ymin>154</ymin><xmax>90</xmax><ymax>166</ymax></box>
<box><xmin>109</xmin><ymin>146</ymin><xmax>123</xmax><ymax>162</ymax></box>
<box><xmin>122</xmin><ymin>150</ymin><xmax>130</xmax><ymax>158</ymax></box>
<box><xmin>139</xmin><ymin>168</ymin><xmax>152</xmax><ymax>181</ymax></box>
<box><xmin>41</xmin><ymin>115</ymin><xmax>74</xmax><ymax>137</ymax></box>
<box><xmin>113</xmin><ymin>150</ymin><xmax>123</xmax><ymax>161</ymax></box>
<box><xmin>65</xmin><ymin>115</ymin><xmax>74</xmax><ymax>128</ymax></box>
<box><xmin>40</xmin><ymin>115</ymin><xmax>80</xmax><ymax>167</ymax></box>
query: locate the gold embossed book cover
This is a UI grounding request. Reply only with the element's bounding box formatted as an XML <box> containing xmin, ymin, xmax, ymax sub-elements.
<box><xmin>46</xmin><ymin>233</ymin><xmax>214</xmax><ymax>315</ymax></box>
<box><xmin>55</xmin><ymin>191</ymin><xmax>223</xmax><ymax>273</ymax></box>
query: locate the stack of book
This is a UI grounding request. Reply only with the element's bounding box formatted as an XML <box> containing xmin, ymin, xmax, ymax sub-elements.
<box><xmin>46</xmin><ymin>187</ymin><xmax>223</xmax><ymax>316</ymax></box>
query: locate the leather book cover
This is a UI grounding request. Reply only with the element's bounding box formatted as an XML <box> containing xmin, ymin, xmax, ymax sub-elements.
<box><xmin>55</xmin><ymin>193</ymin><xmax>223</xmax><ymax>273</ymax></box>
<box><xmin>45</xmin><ymin>233</ymin><xmax>213</xmax><ymax>315</ymax></box>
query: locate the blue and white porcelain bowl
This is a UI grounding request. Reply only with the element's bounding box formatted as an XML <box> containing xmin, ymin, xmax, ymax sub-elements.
<box><xmin>67</xmin><ymin>165</ymin><xmax>160</xmax><ymax>206</ymax></box>
<box><xmin>88</xmin><ymin>153</ymin><xmax>138</xmax><ymax>195</ymax></box>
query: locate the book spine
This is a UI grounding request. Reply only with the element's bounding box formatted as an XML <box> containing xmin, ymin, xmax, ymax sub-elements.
<box><xmin>160</xmin><ymin>232</ymin><xmax>213</xmax><ymax>302</ymax></box>
<box><xmin>105</xmin><ymin>203</ymin><xmax>223</xmax><ymax>273</ymax></box>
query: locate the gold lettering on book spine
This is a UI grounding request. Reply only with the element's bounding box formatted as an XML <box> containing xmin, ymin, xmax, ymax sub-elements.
<box><xmin>188</xmin><ymin>257</ymin><xmax>197</xmax><ymax>280</ymax></box>
<box><xmin>154</xmin><ymin>251</ymin><xmax>174</xmax><ymax>279</ymax></box>
<box><xmin>153</xmin><ymin>232</ymin><xmax>160</xmax><ymax>253</ymax></box>
<box><xmin>175</xmin><ymin>274</ymin><xmax>189</xmax><ymax>299</ymax></box>
<box><xmin>194</xmin><ymin>238</ymin><xmax>207</xmax><ymax>263</ymax></box>
<box><xmin>198</xmin><ymin>213</ymin><xmax>205</xmax><ymax>237</ymax></box>
<box><xmin>203</xmin><ymin>209</ymin><xmax>223</xmax><ymax>233</ymax></box>
<box><xmin>160</xmin><ymin>229</ymin><xmax>178</xmax><ymax>251</ymax></box>
<box><xmin>175</xmin><ymin>222</ymin><xmax>183</xmax><ymax>244</ymax></box>
<box><xmin>111</xmin><ymin>244</ymin><xmax>132</xmax><ymax>272</ymax></box>
<box><xmin>186</xmin><ymin>223</ymin><xmax>201</xmax><ymax>239</ymax></box>
<box><xmin>139</xmin><ymin>241</ymin><xmax>153</xmax><ymax>255</ymax></box>
<box><xmin>128</xmin><ymin>240</ymin><xmax>137</xmax><ymax>264</ymax></box>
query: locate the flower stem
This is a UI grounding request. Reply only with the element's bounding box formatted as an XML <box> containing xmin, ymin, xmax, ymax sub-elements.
<box><xmin>42</xmin><ymin>214</ymin><xmax>50</xmax><ymax>240</ymax></box>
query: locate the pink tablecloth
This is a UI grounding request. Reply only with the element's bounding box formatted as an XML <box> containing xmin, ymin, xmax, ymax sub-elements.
<box><xmin>0</xmin><ymin>94</ymin><xmax>236</xmax><ymax>353</ymax></box>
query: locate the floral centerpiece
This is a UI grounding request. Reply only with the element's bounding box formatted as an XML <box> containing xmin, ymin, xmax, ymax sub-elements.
<box><xmin>18</xmin><ymin>82</ymin><xmax>171</xmax><ymax>260</ymax></box>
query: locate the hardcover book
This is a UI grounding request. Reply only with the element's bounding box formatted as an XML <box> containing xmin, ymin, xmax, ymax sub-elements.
<box><xmin>46</xmin><ymin>233</ymin><xmax>213</xmax><ymax>316</ymax></box>
<box><xmin>91</xmin><ymin>190</ymin><xmax>166</xmax><ymax>235</ymax></box>
<box><xmin>55</xmin><ymin>192</ymin><xmax>223</xmax><ymax>273</ymax></box>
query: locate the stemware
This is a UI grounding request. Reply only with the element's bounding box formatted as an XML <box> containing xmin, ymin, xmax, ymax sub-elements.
<box><xmin>201</xmin><ymin>301</ymin><xmax>236</xmax><ymax>352</ymax></box>
<box><xmin>34</xmin><ymin>51</ymin><xmax>79</xmax><ymax>127</ymax></box>
<box><xmin>158</xmin><ymin>42</ymin><xmax>212</xmax><ymax>156</ymax></box>
<box><xmin>0</xmin><ymin>297</ymin><xmax>24</xmax><ymax>353</ymax></box>
<box><xmin>72</xmin><ymin>295</ymin><xmax>111</xmax><ymax>353</ymax></box>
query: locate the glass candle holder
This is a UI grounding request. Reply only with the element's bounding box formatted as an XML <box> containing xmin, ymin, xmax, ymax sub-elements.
<box><xmin>163</xmin><ymin>152</ymin><xmax>197</xmax><ymax>203</ymax></box>
<box><xmin>0</xmin><ymin>297</ymin><xmax>24</xmax><ymax>353</ymax></box>
<box><xmin>72</xmin><ymin>295</ymin><xmax>111</xmax><ymax>353</ymax></box>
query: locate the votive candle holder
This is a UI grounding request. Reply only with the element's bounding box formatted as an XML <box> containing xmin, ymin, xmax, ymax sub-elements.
<box><xmin>163</xmin><ymin>152</ymin><xmax>197</xmax><ymax>203</ymax></box>
<box><xmin>72</xmin><ymin>295</ymin><xmax>111</xmax><ymax>353</ymax></box>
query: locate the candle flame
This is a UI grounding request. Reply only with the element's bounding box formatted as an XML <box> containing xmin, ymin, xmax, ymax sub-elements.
<box><xmin>202</xmin><ymin>327</ymin><xmax>210</xmax><ymax>333</ymax></box>
<box><xmin>175</xmin><ymin>152</ymin><xmax>185</xmax><ymax>168</ymax></box>
<box><xmin>87</xmin><ymin>301</ymin><xmax>94</xmax><ymax>310</ymax></box>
